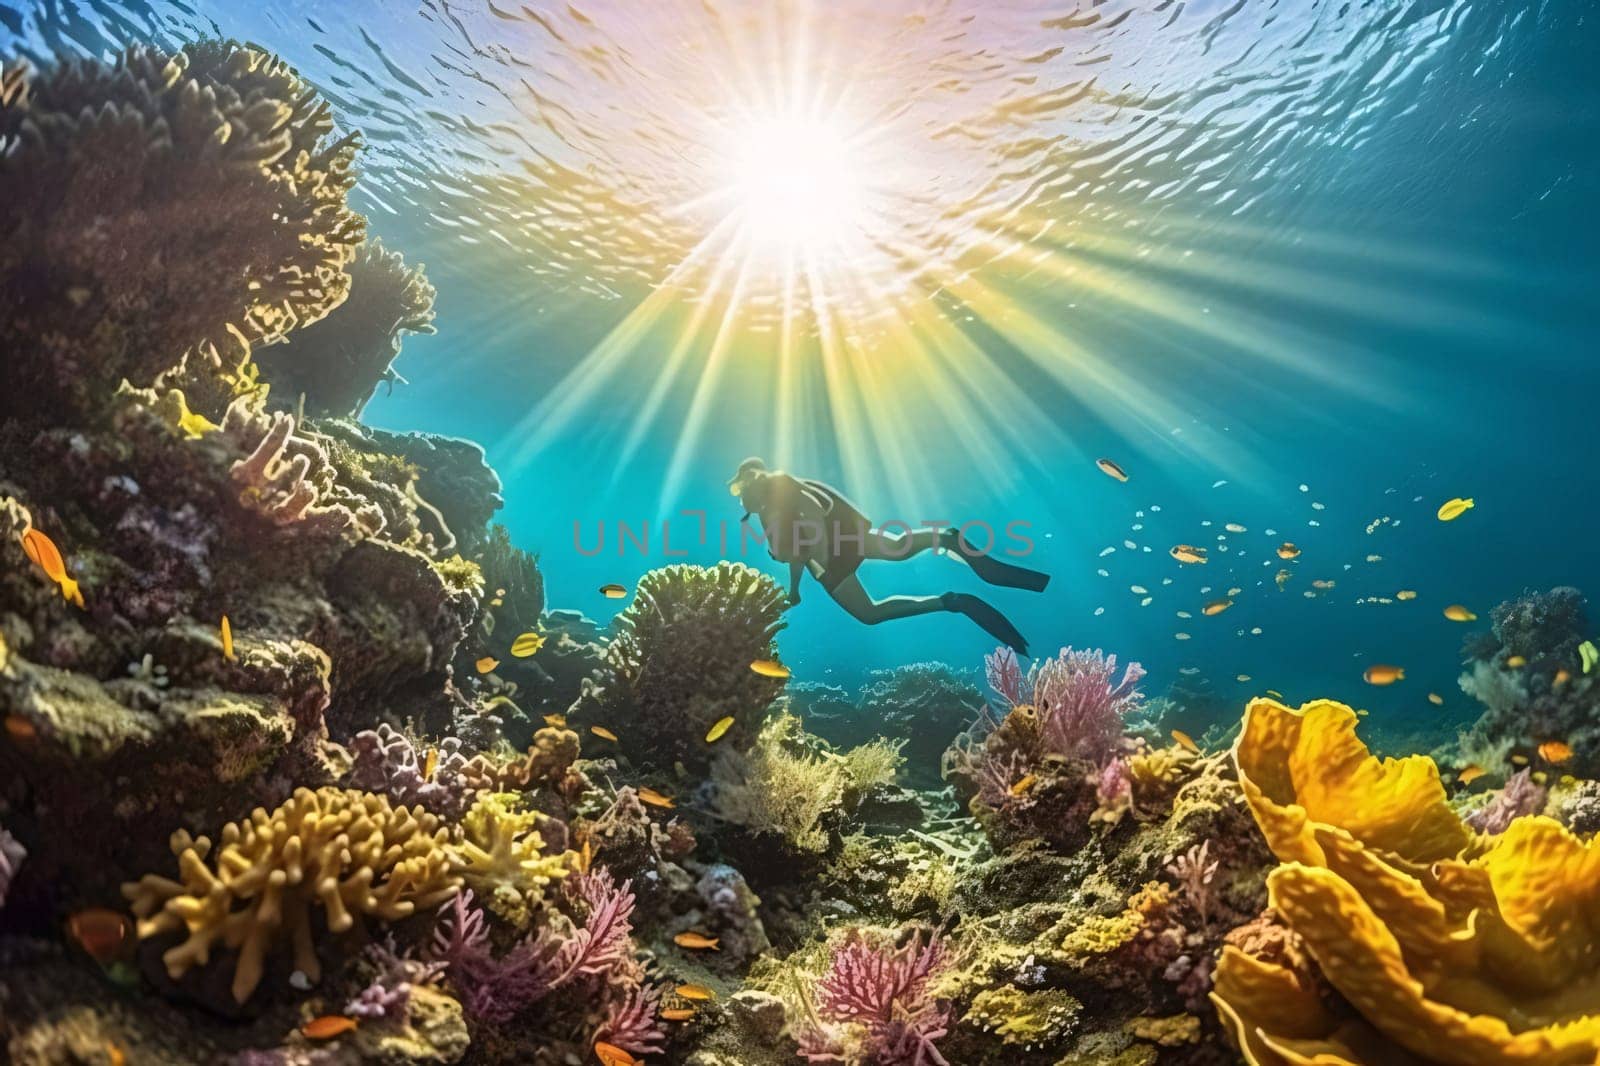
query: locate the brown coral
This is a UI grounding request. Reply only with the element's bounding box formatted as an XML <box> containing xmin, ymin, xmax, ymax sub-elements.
<box><xmin>1213</xmin><ymin>696</ymin><xmax>1600</xmax><ymax>1065</ymax></box>
<box><xmin>122</xmin><ymin>787</ymin><xmax>460</xmax><ymax>1003</ymax></box>
<box><xmin>0</xmin><ymin>41</ymin><xmax>363</xmax><ymax>420</ymax></box>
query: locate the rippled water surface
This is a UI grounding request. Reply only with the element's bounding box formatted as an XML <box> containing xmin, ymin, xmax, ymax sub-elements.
<box><xmin>4</xmin><ymin>0</ymin><xmax>1597</xmax><ymax>711</ymax></box>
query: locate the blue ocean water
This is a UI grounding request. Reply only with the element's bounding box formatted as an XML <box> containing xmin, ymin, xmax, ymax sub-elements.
<box><xmin>4</xmin><ymin>0</ymin><xmax>1596</xmax><ymax>737</ymax></box>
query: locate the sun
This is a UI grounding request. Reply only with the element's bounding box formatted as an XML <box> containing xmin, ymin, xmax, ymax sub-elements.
<box><xmin>726</xmin><ymin>113</ymin><xmax>867</xmax><ymax>257</ymax></box>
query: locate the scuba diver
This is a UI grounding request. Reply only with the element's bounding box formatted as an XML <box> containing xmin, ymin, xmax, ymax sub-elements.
<box><xmin>728</xmin><ymin>457</ymin><xmax>1050</xmax><ymax>654</ymax></box>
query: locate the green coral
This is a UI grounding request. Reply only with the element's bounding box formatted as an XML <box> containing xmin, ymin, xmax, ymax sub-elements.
<box><xmin>580</xmin><ymin>561</ymin><xmax>786</xmax><ymax>771</ymax></box>
<box><xmin>432</xmin><ymin>554</ymin><xmax>486</xmax><ymax>597</ymax></box>
<box><xmin>964</xmin><ymin>986</ymin><xmax>1083</xmax><ymax>1049</ymax></box>
<box><xmin>712</xmin><ymin>712</ymin><xmax>846</xmax><ymax>854</ymax></box>
<box><xmin>450</xmin><ymin>792</ymin><xmax>575</xmax><ymax>927</ymax></box>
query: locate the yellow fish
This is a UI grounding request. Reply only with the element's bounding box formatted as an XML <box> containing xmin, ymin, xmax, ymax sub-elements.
<box><xmin>1443</xmin><ymin>605</ymin><xmax>1477</xmax><ymax>622</ymax></box>
<box><xmin>1095</xmin><ymin>457</ymin><xmax>1129</xmax><ymax>482</ymax></box>
<box><xmin>20</xmin><ymin>527</ymin><xmax>84</xmax><ymax>608</ymax></box>
<box><xmin>599</xmin><ymin>583</ymin><xmax>628</xmax><ymax>599</ymax></box>
<box><xmin>475</xmin><ymin>656</ymin><xmax>499</xmax><ymax>674</ymax></box>
<box><xmin>676</xmin><ymin>984</ymin><xmax>716</xmax><ymax>1001</ymax></box>
<box><xmin>1539</xmin><ymin>740</ymin><xmax>1574</xmax><ymax>764</ymax></box>
<box><xmin>544</xmin><ymin>713</ymin><xmax>567</xmax><ymax>727</ymax></box>
<box><xmin>1534</xmin><ymin>771</ymin><xmax>1549</xmax><ymax>785</ymax></box>
<box><xmin>422</xmin><ymin>747</ymin><xmax>438</xmax><ymax>781</ymax></box>
<box><xmin>1457</xmin><ymin>764</ymin><xmax>1487</xmax><ymax>785</ymax></box>
<box><xmin>1008</xmin><ymin>773</ymin><xmax>1037</xmax><ymax>796</ymax></box>
<box><xmin>221</xmin><ymin>615</ymin><xmax>236</xmax><ymax>662</ymax></box>
<box><xmin>1506</xmin><ymin>655</ymin><xmax>1526</xmax><ymax>669</ymax></box>
<box><xmin>1169</xmin><ymin>545</ymin><xmax>1208</xmax><ymax>565</ymax></box>
<box><xmin>1276</xmin><ymin>543</ymin><xmax>1300</xmax><ymax>560</ymax></box>
<box><xmin>1396</xmin><ymin>590</ymin><xmax>1417</xmax><ymax>601</ymax></box>
<box><xmin>1201</xmin><ymin>599</ymin><xmax>1232</xmax><ymax>616</ymax></box>
<box><xmin>750</xmin><ymin>659</ymin><xmax>791</xmax><ymax>679</ymax></box>
<box><xmin>674</xmin><ymin>931</ymin><xmax>720</xmax><ymax>951</ymax></box>
<box><xmin>1170</xmin><ymin>729</ymin><xmax>1200</xmax><ymax>754</ymax></box>
<box><xmin>660</xmin><ymin>1008</ymin><xmax>696</xmax><ymax>1022</ymax></box>
<box><xmin>637</xmin><ymin>787</ymin><xmax>675</xmax><ymax>809</ymax></box>
<box><xmin>1363</xmin><ymin>664</ymin><xmax>1405</xmax><ymax>686</ymax></box>
<box><xmin>1511</xmin><ymin>754</ymin><xmax>1529</xmax><ymax>766</ymax></box>
<box><xmin>1581</xmin><ymin>640</ymin><xmax>1598</xmax><ymax>674</ymax></box>
<box><xmin>705</xmin><ymin>716</ymin><xmax>735</xmax><ymax>743</ymax></box>
<box><xmin>590</xmin><ymin>725</ymin><xmax>619</xmax><ymax>742</ymax></box>
<box><xmin>1428</xmin><ymin>692</ymin><xmax>1444</xmax><ymax>706</ymax></box>
<box><xmin>1437</xmin><ymin>497</ymin><xmax>1475</xmax><ymax>522</ymax></box>
<box><xmin>510</xmin><ymin>632</ymin><xmax>545</xmax><ymax>658</ymax></box>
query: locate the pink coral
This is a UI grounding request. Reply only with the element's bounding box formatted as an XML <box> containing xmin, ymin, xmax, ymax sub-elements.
<box><xmin>798</xmin><ymin>929</ymin><xmax>952</xmax><ymax>1066</ymax></box>
<box><xmin>597</xmin><ymin>982</ymin><xmax>666</xmax><ymax>1057</ymax></box>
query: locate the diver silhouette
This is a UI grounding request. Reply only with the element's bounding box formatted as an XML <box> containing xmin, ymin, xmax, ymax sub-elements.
<box><xmin>728</xmin><ymin>457</ymin><xmax>1050</xmax><ymax>654</ymax></box>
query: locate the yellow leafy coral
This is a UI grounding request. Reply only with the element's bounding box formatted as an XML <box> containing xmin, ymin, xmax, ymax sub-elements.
<box><xmin>122</xmin><ymin>788</ymin><xmax>459</xmax><ymax>1003</ymax></box>
<box><xmin>450</xmin><ymin>792</ymin><xmax>576</xmax><ymax>927</ymax></box>
<box><xmin>1212</xmin><ymin>696</ymin><xmax>1600</xmax><ymax>1065</ymax></box>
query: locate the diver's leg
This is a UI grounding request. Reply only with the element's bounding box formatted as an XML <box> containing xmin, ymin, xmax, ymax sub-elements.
<box><xmin>861</xmin><ymin>527</ymin><xmax>943</xmax><ymax>561</ymax></box>
<box><xmin>829</xmin><ymin>574</ymin><xmax>947</xmax><ymax>623</ymax></box>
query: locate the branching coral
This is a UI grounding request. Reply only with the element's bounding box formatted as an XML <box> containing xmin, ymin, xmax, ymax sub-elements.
<box><xmin>711</xmin><ymin>711</ymin><xmax>846</xmax><ymax>854</ymax></box>
<box><xmin>1214</xmin><ymin>696</ymin><xmax>1600</xmax><ymax>1065</ymax></box>
<box><xmin>345</xmin><ymin>723</ymin><xmax>494</xmax><ymax>819</ymax></box>
<box><xmin>795</xmin><ymin>928</ymin><xmax>953</xmax><ymax>1065</ymax></box>
<box><xmin>450</xmin><ymin>792</ymin><xmax>577</xmax><ymax>928</ymax></box>
<box><xmin>345</xmin><ymin>937</ymin><xmax>447</xmax><ymax>1022</ymax></box>
<box><xmin>121</xmin><ymin>787</ymin><xmax>460</xmax><ymax>1003</ymax></box>
<box><xmin>255</xmin><ymin>237</ymin><xmax>436</xmax><ymax>417</ymax></box>
<box><xmin>223</xmin><ymin>397</ymin><xmax>379</xmax><ymax>538</ymax></box>
<box><xmin>0</xmin><ymin>40</ymin><xmax>362</xmax><ymax>419</ymax></box>
<box><xmin>577</xmin><ymin>561</ymin><xmax>787</xmax><ymax>771</ymax></box>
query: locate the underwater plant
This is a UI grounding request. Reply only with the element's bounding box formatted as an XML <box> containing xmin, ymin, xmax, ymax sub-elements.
<box><xmin>794</xmin><ymin>928</ymin><xmax>953</xmax><ymax>1065</ymax></box>
<box><xmin>0</xmin><ymin>40</ymin><xmax>362</xmax><ymax>419</ymax></box>
<box><xmin>254</xmin><ymin>237</ymin><xmax>437</xmax><ymax>418</ymax></box>
<box><xmin>122</xmin><ymin>787</ymin><xmax>460</xmax><ymax>1004</ymax></box>
<box><xmin>575</xmin><ymin>561</ymin><xmax>787</xmax><ymax>771</ymax></box>
<box><xmin>1214</xmin><ymin>696</ymin><xmax>1600</xmax><ymax>1064</ymax></box>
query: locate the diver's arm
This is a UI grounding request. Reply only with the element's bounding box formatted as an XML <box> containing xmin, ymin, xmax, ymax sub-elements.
<box><xmin>787</xmin><ymin>559</ymin><xmax>804</xmax><ymax>604</ymax></box>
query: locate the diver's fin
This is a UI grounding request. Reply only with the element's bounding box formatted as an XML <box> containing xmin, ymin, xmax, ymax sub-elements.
<box><xmin>942</xmin><ymin>528</ymin><xmax>1051</xmax><ymax>592</ymax></box>
<box><xmin>943</xmin><ymin>592</ymin><xmax>1029</xmax><ymax>655</ymax></box>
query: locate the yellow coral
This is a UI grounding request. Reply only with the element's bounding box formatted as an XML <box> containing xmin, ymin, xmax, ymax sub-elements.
<box><xmin>1124</xmin><ymin>1013</ymin><xmax>1202</xmax><ymax>1047</ymax></box>
<box><xmin>1127</xmin><ymin>744</ymin><xmax>1195</xmax><ymax>791</ymax></box>
<box><xmin>122</xmin><ymin>788</ymin><xmax>459</xmax><ymax>1003</ymax></box>
<box><xmin>451</xmin><ymin>792</ymin><xmax>576</xmax><ymax>927</ymax></box>
<box><xmin>1213</xmin><ymin>696</ymin><xmax>1600</xmax><ymax>1065</ymax></box>
<box><xmin>965</xmin><ymin>985</ymin><xmax>1082</xmax><ymax>1048</ymax></box>
<box><xmin>1061</xmin><ymin>883</ymin><xmax>1171</xmax><ymax>957</ymax></box>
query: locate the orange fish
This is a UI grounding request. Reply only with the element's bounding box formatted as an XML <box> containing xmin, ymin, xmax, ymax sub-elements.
<box><xmin>676</xmin><ymin>983</ymin><xmax>716</xmax><ymax>1001</ymax></box>
<box><xmin>590</xmin><ymin>725</ymin><xmax>619</xmax><ymax>742</ymax></box>
<box><xmin>1556</xmin><ymin>669</ymin><xmax>1572</xmax><ymax>686</ymax></box>
<box><xmin>594</xmin><ymin>1042</ymin><xmax>640</xmax><ymax>1066</ymax></box>
<box><xmin>1457</xmin><ymin>764</ymin><xmax>1487</xmax><ymax>785</ymax></box>
<box><xmin>302</xmin><ymin>1015</ymin><xmax>359</xmax><ymax>1040</ymax></box>
<box><xmin>475</xmin><ymin>656</ymin><xmax>499</xmax><ymax>674</ymax></box>
<box><xmin>544</xmin><ymin>713</ymin><xmax>568</xmax><ymax>728</ymax></box>
<box><xmin>1276</xmin><ymin>543</ymin><xmax>1301</xmax><ymax>560</ymax></box>
<box><xmin>1201</xmin><ymin>599</ymin><xmax>1232</xmax><ymax>616</ymax></box>
<box><xmin>422</xmin><ymin>747</ymin><xmax>439</xmax><ymax>781</ymax></box>
<box><xmin>4</xmin><ymin>714</ymin><xmax>37</xmax><ymax>741</ymax></box>
<box><xmin>1443</xmin><ymin>604</ymin><xmax>1477</xmax><ymax>622</ymax></box>
<box><xmin>20</xmin><ymin>527</ymin><xmax>84</xmax><ymax>608</ymax></box>
<box><xmin>674</xmin><ymin>931</ymin><xmax>720</xmax><ymax>951</ymax></box>
<box><xmin>660</xmin><ymin>1007</ymin><xmax>696</xmax><ymax>1022</ymax></box>
<box><xmin>1008</xmin><ymin>773</ymin><xmax>1037</xmax><ymax>797</ymax></box>
<box><xmin>1170</xmin><ymin>729</ymin><xmax>1200</xmax><ymax>755</ymax></box>
<box><xmin>106</xmin><ymin>1042</ymin><xmax>126</xmax><ymax>1066</ymax></box>
<box><xmin>637</xmin><ymin>787</ymin><xmax>675</xmax><ymax>809</ymax></box>
<box><xmin>1363</xmin><ymin>664</ymin><xmax>1405</xmax><ymax>686</ymax></box>
<box><xmin>1539</xmin><ymin>740</ymin><xmax>1574</xmax><ymax>765</ymax></box>
<box><xmin>1095</xmin><ymin>457</ymin><xmax>1129</xmax><ymax>482</ymax></box>
<box><xmin>221</xmin><ymin>615</ymin><xmax>236</xmax><ymax>661</ymax></box>
<box><xmin>1506</xmin><ymin>655</ymin><xmax>1527</xmax><ymax>669</ymax></box>
<box><xmin>67</xmin><ymin>908</ymin><xmax>130</xmax><ymax>964</ymax></box>
<box><xmin>1169</xmin><ymin>545</ymin><xmax>1207</xmax><ymax>565</ymax></box>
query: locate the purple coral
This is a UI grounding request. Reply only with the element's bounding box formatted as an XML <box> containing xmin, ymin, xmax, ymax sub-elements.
<box><xmin>345</xmin><ymin>937</ymin><xmax>446</xmax><ymax>1022</ymax></box>
<box><xmin>429</xmin><ymin>868</ymin><xmax>639</xmax><ymax>1024</ymax></box>
<box><xmin>797</xmin><ymin>930</ymin><xmax>952</xmax><ymax>1066</ymax></box>
<box><xmin>0</xmin><ymin>826</ymin><xmax>24</xmax><ymax>909</ymax></box>
<box><xmin>1091</xmin><ymin>757</ymin><xmax>1135</xmax><ymax>825</ymax></box>
<box><xmin>1466</xmin><ymin>768</ymin><xmax>1549</xmax><ymax>835</ymax></box>
<box><xmin>346</xmin><ymin>724</ymin><xmax>492</xmax><ymax>819</ymax></box>
<box><xmin>597</xmin><ymin>981</ymin><xmax>666</xmax><ymax>1057</ymax></box>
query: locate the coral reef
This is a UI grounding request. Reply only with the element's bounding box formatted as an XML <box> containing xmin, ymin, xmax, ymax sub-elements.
<box><xmin>0</xmin><ymin>41</ymin><xmax>362</xmax><ymax>421</ymax></box>
<box><xmin>572</xmin><ymin>561</ymin><xmax>788</xmax><ymax>772</ymax></box>
<box><xmin>793</xmin><ymin>928</ymin><xmax>953</xmax><ymax>1065</ymax></box>
<box><xmin>792</xmin><ymin>663</ymin><xmax>982</xmax><ymax>786</ymax></box>
<box><xmin>1215</xmin><ymin>696</ymin><xmax>1600</xmax><ymax>1064</ymax></box>
<box><xmin>255</xmin><ymin>238</ymin><xmax>436</xmax><ymax>418</ymax></box>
